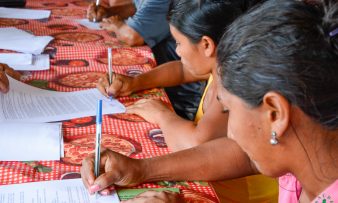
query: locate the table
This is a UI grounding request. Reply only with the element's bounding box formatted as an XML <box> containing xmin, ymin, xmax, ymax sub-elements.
<box><xmin>0</xmin><ymin>1</ymin><xmax>219</xmax><ymax>202</ymax></box>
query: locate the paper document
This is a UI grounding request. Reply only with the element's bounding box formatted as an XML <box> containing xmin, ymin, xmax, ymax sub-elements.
<box><xmin>0</xmin><ymin>37</ymin><xmax>53</xmax><ymax>55</ymax></box>
<box><xmin>10</xmin><ymin>54</ymin><xmax>50</xmax><ymax>71</ymax></box>
<box><xmin>0</xmin><ymin>28</ymin><xmax>53</xmax><ymax>54</ymax></box>
<box><xmin>0</xmin><ymin>76</ymin><xmax>126</xmax><ymax>122</ymax></box>
<box><xmin>0</xmin><ymin>7</ymin><xmax>51</xmax><ymax>19</ymax></box>
<box><xmin>0</xmin><ymin>179</ymin><xmax>120</xmax><ymax>203</ymax></box>
<box><xmin>76</xmin><ymin>19</ymin><xmax>102</xmax><ymax>30</ymax></box>
<box><xmin>0</xmin><ymin>53</ymin><xmax>32</xmax><ymax>65</ymax></box>
<box><xmin>0</xmin><ymin>27</ymin><xmax>35</xmax><ymax>41</ymax></box>
<box><xmin>0</xmin><ymin>122</ymin><xmax>63</xmax><ymax>161</ymax></box>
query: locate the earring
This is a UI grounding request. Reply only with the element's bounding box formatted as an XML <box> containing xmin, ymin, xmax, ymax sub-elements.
<box><xmin>270</xmin><ymin>131</ymin><xmax>278</xmax><ymax>145</ymax></box>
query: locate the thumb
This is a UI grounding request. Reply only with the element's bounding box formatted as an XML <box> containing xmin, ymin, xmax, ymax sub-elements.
<box><xmin>107</xmin><ymin>79</ymin><xmax>123</xmax><ymax>96</ymax></box>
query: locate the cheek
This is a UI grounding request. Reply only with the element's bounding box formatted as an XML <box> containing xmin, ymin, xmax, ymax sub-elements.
<box><xmin>227</xmin><ymin>110</ymin><xmax>260</xmax><ymax>154</ymax></box>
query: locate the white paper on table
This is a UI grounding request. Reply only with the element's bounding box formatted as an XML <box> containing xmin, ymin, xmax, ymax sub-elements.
<box><xmin>0</xmin><ymin>76</ymin><xmax>126</xmax><ymax>123</ymax></box>
<box><xmin>0</xmin><ymin>53</ymin><xmax>32</xmax><ymax>65</ymax></box>
<box><xmin>0</xmin><ymin>7</ymin><xmax>51</xmax><ymax>19</ymax></box>
<box><xmin>0</xmin><ymin>27</ymin><xmax>35</xmax><ymax>40</ymax></box>
<box><xmin>76</xmin><ymin>19</ymin><xmax>102</xmax><ymax>30</ymax></box>
<box><xmin>10</xmin><ymin>54</ymin><xmax>50</xmax><ymax>71</ymax></box>
<box><xmin>0</xmin><ymin>122</ymin><xmax>63</xmax><ymax>161</ymax></box>
<box><xmin>0</xmin><ymin>179</ymin><xmax>120</xmax><ymax>203</ymax></box>
<box><xmin>0</xmin><ymin>36</ymin><xmax>54</xmax><ymax>55</ymax></box>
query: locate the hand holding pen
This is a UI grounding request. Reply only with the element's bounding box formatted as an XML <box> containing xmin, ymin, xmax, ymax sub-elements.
<box><xmin>94</xmin><ymin>99</ymin><xmax>102</xmax><ymax>199</ymax></box>
<box><xmin>87</xmin><ymin>0</ymin><xmax>107</xmax><ymax>22</ymax></box>
<box><xmin>93</xmin><ymin>0</ymin><xmax>100</xmax><ymax>22</ymax></box>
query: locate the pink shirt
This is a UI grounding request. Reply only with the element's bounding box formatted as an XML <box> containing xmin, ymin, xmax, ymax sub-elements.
<box><xmin>279</xmin><ymin>174</ymin><xmax>338</xmax><ymax>203</ymax></box>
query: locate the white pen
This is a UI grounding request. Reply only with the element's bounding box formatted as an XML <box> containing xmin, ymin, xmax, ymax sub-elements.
<box><xmin>108</xmin><ymin>48</ymin><xmax>113</xmax><ymax>101</ymax></box>
<box><xmin>93</xmin><ymin>0</ymin><xmax>101</xmax><ymax>23</ymax></box>
<box><xmin>94</xmin><ymin>99</ymin><xmax>102</xmax><ymax>199</ymax></box>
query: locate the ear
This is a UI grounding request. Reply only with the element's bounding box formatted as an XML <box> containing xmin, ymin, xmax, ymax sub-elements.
<box><xmin>261</xmin><ymin>92</ymin><xmax>291</xmax><ymax>140</ymax></box>
<box><xmin>199</xmin><ymin>36</ymin><xmax>216</xmax><ymax>58</ymax></box>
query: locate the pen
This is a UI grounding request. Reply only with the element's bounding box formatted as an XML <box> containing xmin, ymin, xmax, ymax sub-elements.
<box><xmin>108</xmin><ymin>48</ymin><xmax>113</xmax><ymax>101</ymax></box>
<box><xmin>93</xmin><ymin>0</ymin><xmax>100</xmax><ymax>23</ymax></box>
<box><xmin>94</xmin><ymin>99</ymin><xmax>102</xmax><ymax>199</ymax></box>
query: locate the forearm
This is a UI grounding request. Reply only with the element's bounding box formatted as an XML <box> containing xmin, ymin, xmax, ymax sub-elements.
<box><xmin>132</xmin><ymin>61</ymin><xmax>184</xmax><ymax>91</ymax></box>
<box><xmin>106</xmin><ymin>3</ymin><xmax>136</xmax><ymax>19</ymax></box>
<box><xmin>133</xmin><ymin>61</ymin><xmax>206</xmax><ymax>92</ymax></box>
<box><xmin>141</xmin><ymin>137</ymin><xmax>257</xmax><ymax>182</ymax></box>
<box><xmin>154</xmin><ymin>110</ymin><xmax>201</xmax><ymax>151</ymax></box>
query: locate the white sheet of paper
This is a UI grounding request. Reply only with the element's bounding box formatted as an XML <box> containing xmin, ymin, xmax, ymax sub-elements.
<box><xmin>0</xmin><ymin>36</ymin><xmax>54</xmax><ymax>55</ymax></box>
<box><xmin>0</xmin><ymin>7</ymin><xmax>51</xmax><ymax>19</ymax></box>
<box><xmin>10</xmin><ymin>54</ymin><xmax>50</xmax><ymax>71</ymax></box>
<box><xmin>0</xmin><ymin>27</ymin><xmax>34</xmax><ymax>40</ymax></box>
<box><xmin>0</xmin><ymin>179</ymin><xmax>120</xmax><ymax>203</ymax></box>
<box><xmin>0</xmin><ymin>76</ymin><xmax>126</xmax><ymax>122</ymax></box>
<box><xmin>76</xmin><ymin>19</ymin><xmax>102</xmax><ymax>30</ymax></box>
<box><xmin>0</xmin><ymin>122</ymin><xmax>63</xmax><ymax>161</ymax></box>
<box><xmin>0</xmin><ymin>53</ymin><xmax>32</xmax><ymax>65</ymax></box>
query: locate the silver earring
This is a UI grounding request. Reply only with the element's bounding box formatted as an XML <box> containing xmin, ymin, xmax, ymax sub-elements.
<box><xmin>270</xmin><ymin>131</ymin><xmax>278</xmax><ymax>145</ymax></box>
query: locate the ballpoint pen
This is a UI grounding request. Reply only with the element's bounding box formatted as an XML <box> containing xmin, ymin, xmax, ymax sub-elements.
<box><xmin>93</xmin><ymin>0</ymin><xmax>100</xmax><ymax>23</ymax></box>
<box><xmin>94</xmin><ymin>99</ymin><xmax>102</xmax><ymax>199</ymax></box>
<box><xmin>108</xmin><ymin>48</ymin><xmax>113</xmax><ymax>101</ymax></box>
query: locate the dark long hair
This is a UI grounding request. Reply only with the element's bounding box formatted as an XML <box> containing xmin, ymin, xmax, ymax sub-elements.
<box><xmin>168</xmin><ymin>0</ymin><xmax>264</xmax><ymax>45</ymax></box>
<box><xmin>217</xmin><ymin>0</ymin><xmax>338</xmax><ymax>129</ymax></box>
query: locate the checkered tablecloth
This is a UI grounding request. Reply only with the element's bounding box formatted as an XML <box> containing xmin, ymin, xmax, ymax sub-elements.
<box><xmin>0</xmin><ymin>1</ymin><xmax>219</xmax><ymax>202</ymax></box>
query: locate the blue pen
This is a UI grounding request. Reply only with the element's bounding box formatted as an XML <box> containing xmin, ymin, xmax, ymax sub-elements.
<box><xmin>94</xmin><ymin>99</ymin><xmax>102</xmax><ymax>199</ymax></box>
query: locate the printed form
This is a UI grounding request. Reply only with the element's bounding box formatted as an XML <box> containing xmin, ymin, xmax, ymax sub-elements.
<box><xmin>0</xmin><ymin>179</ymin><xmax>120</xmax><ymax>203</ymax></box>
<box><xmin>0</xmin><ymin>77</ymin><xmax>126</xmax><ymax>123</ymax></box>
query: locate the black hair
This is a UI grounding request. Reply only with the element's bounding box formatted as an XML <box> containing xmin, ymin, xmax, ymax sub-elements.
<box><xmin>168</xmin><ymin>0</ymin><xmax>264</xmax><ymax>45</ymax></box>
<box><xmin>217</xmin><ymin>0</ymin><xmax>338</xmax><ymax>129</ymax></box>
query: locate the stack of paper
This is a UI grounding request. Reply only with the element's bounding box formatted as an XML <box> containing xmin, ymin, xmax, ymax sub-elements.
<box><xmin>0</xmin><ymin>27</ymin><xmax>53</xmax><ymax>55</ymax></box>
<box><xmin>0</xmin><ymin>53</ymin><xmax>50</xmax><ymax>71</ymax></box>
<box><xmin>0</xmin><ymin>122</ymin><xmax>63</xmax><ymax>161</ymax></box>
<box><xmin>0</xmin><ymin>7</ymin><xmax>51</xmax><ymax>19</ymax></box>
<box><xmin>0</xmin><ymin>179</ymin><xmax>120</xmax><ymax>203</ymax></box>
<box><xmin>0</xmin><ymin>76</ymin><xmax>126</xmax><ymax>123</ymax></box>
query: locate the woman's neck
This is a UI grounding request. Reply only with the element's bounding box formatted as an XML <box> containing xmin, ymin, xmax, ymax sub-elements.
<box><xmin>289</xmin><ymin>116</ymin><xmax>338</xmax><ymax>200</ymax></box>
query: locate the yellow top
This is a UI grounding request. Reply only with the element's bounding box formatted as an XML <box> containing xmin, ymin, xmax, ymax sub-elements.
<box><xmin>195</xmin><ymin>75</ymin><xmax>278</xmax><ymax>203</ymax></box>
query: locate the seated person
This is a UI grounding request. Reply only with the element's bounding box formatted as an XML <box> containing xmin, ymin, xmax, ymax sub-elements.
<box><xmin>87</xmin><ymin>0</ymin><xmax>204</xmax><ymax>121</ymax></box>
<box><xmin>81</xmin><ymin>0</ymin><xmax>338</xmax><ymax>202</ymax></box>
<box><xmin>97</xmin><ymin>0</ymin><xmax>278</xmax><ymax>202</ymax></box>
<box><xmin>0</xmin><ymin>63</ymin><xmax>21</xmax><ymax>93</ymax></box>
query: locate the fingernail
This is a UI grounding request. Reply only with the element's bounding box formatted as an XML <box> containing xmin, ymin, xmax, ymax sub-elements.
<box><xmin>89</xmin><ymin>185</ymin><xmax>100</xmax><ymax>193</ymax></box>
<box><xmin>100</xmin><ymin>191</ymin><xmax>110</xmax><ymax>196</ymax></box>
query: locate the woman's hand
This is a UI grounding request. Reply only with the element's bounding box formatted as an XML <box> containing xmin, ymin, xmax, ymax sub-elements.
<box><xmin>0</xmin><ymin>63</ymin><xmax>21</xmax><ymax>93</ymax></box>
<box><xmin>0</xmin><ymin>70</ymin><xmax>9</xmax><ymax>93</ymax></box>
<box><xmin>81</xmin><ymin>149</ymin><xmax>145</xmax><ymax>195</ymax></box>
<box><xmin>126</xmin><ymin>99</ymin><xmax>174</xmax><ymax>124</ymax></box>
<box><xmin>121</xmin><ymin>191</ymin><xmax>184</xmax><ymax>203</ymax></box>
<box><xmin>97</xmin><ymin>73</ymin><xmax>135</xmax><ymax>98</ymax></box>
<box><xmin>100</xmin><ymin>15</ymin><xmax>124</xmax><ymax>32</ymax></box>
<box><xmin>87</xmin><ymin>2</ymin><xmax>108</xmax><ymax>22</ymax></box>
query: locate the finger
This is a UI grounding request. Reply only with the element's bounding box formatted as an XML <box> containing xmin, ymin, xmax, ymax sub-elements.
<box><xmin>96</xmin><ymin>7</ymin><xmax>106</xmax><ymax>22</ymax></box>
<box><xmin>99</xmin><ymin>183</ymin><xmax>116</xmax><ymax>195</ymax></box>
<box><xmin>4</xmin><ymin>65</ymin><xmax>21</xmax><ymax>80</ymax></box>
<box><xmin>97</xmin><ymin>77</ymin><xmax>109</xmax><ymax>97</ymax></box>
<box><xmin>93</xmin><ymin>171</ymin><xmax>119</xmax><ymax>192</ymax></box>
<box><xmin>80</xmin><ymin>155</ymin><xmax>96</xmax><ymax>193</ymax></box>
<box><xmin>87</xmin><ymin>3</ymin><xmax>96</xmax><ymax>21</ymax></box>
<box><xmin>0</xmin><ymin>72</ymin><xmax>9</xmax><ymax>93</ymax></box>
<box><xmin>107</xmin><ymin>78</ymin><xmax>123</xmax><ymax>97</ymax></box>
